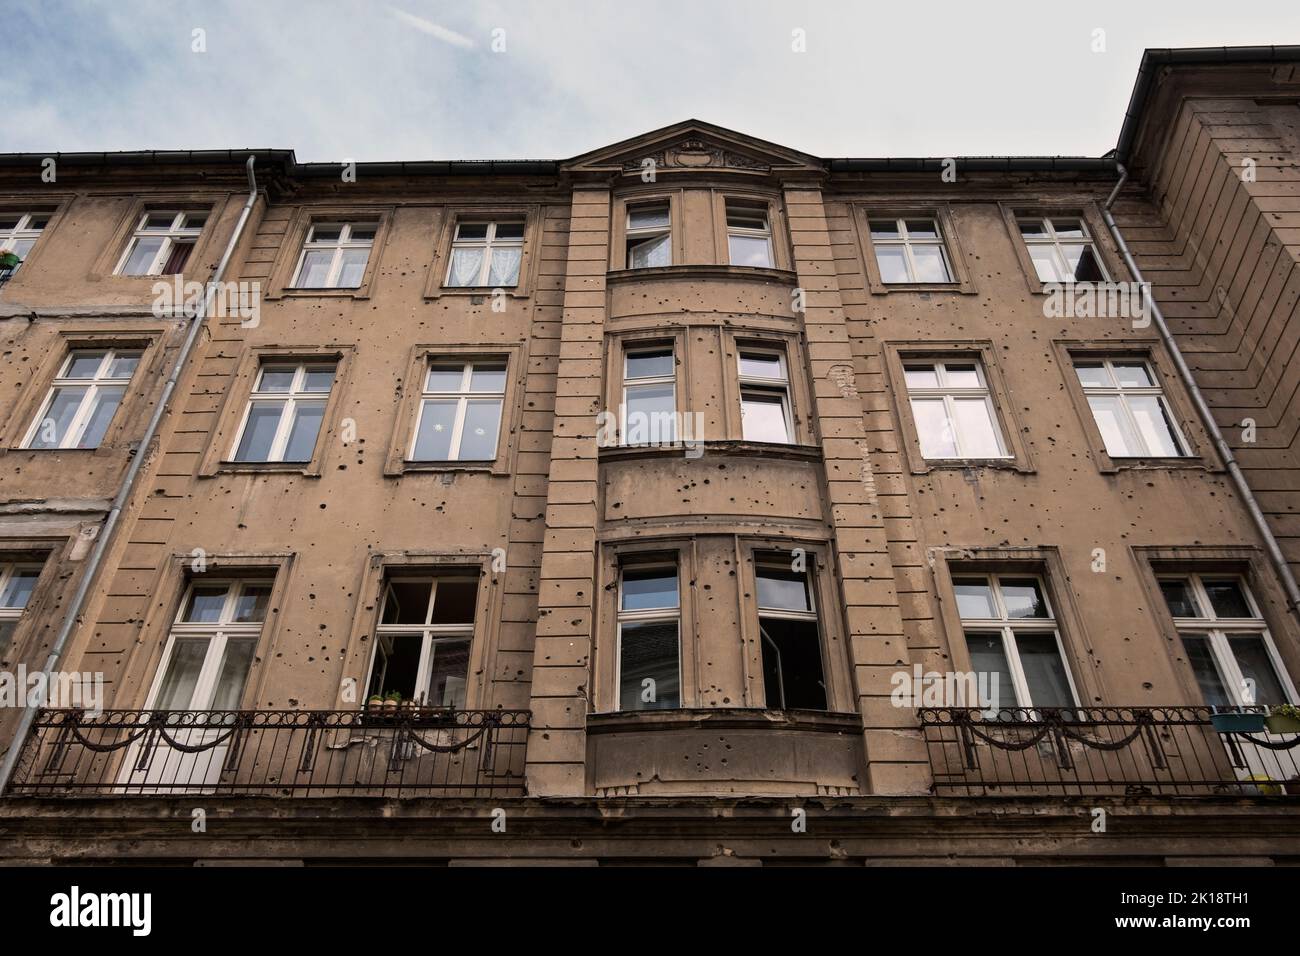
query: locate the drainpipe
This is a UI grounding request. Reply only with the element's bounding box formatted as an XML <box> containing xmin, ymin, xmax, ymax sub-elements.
<box><xmin>1100</xmin><ymin>163</ymin><xmax>1300</xmax><ymax>623</ymax></box>
<box><xmin>0</xmin><ymin>156</ymin><xmax>261</xmax><ymax>795</ymax></box>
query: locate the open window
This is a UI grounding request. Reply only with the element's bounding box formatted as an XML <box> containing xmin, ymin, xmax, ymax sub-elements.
<box><xmin>116</xmin><ymin>210</ymin><xmax>208</xmax><ymax>277</ymax></box>
<box><xmin>726</xmin><ymin>202</ymin><xmax>773</xmax><ymax>268</ymax></box>
<box><xmin>738</xmin><ymin>349</ymin><xmax>793</xmax><ymax>444</ymax></box>
<box><xmin>625</xmin><ymin>204</ymin><xmax>671</xmax><ymax>269</ymax></box>
<box><xmin>0</xmin><ymin>561</ymin><xmax>42</xmax><ymax>660</ymax></box>
<box><xmin>755</xmin><ymin>560</ymin><xmax>826</xmax><ymax>710</ymax></box>
<box><xmin>1016</xmin><ymin>216</ymin><xmax>1107</xmax><ymax>283</ymax></box>
<box><xmin>366</xmin><ymin>575</ymin><xmax>478</xmax><ymax>708</ymax></box>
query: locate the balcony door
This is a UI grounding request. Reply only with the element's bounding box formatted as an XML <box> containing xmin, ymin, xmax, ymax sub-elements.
<box><xmin>117</xmin><ymin>580</ymin><xmax>267</xmax><ymax>793</ymax></box>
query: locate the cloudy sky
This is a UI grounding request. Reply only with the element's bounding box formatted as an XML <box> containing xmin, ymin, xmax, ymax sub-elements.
<box><xmin>2</xmin><ymin>0</ymin><xmax>1298</xmax><ymax>162</ymax></box>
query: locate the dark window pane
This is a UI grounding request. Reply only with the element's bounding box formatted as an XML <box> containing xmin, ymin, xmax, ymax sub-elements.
<box><xmin>282</xmin><ymin>402</ymin><xmax>324</xmax><ymax>461</ymax></box>
<box><xmin>233</xmin><ymin>402</ymin><xmax>283</xmax><ymax>462</ymax></box>
<box><xmin>966</xmin><ymin>631</ymin><xmax>1016</xmax><ymax>709</ymax></box>
<box><xmin>154</xmin><ymin>638</ymin><xmax>209</xmax><ymax>710</ymax></box>
<box><xmin>1000</xmin><ymin>578</ymin><xmax>1048</xmax><ymax>619</ymax></box>
<box><xmin>367</xmin><ymin>633</ymin><xmax>421</xmax><ymax>701</ymax></box>
<box><xmin>759</xmin><ymin>618</ymin><xmax>826</xmax><ymax>710</ymax></box>
<box><xmin>382</xmin><ymin>580</ymin><xmax>432</xmax><ymax>625</ymax></box>
<box><xmin>619</xmin><ymin>621</ymin><xmax>679</xmax><ymax>710</ymax></box>
<box><xmin>1159</xmin><ymin>579</ymin><xmax>1200</xmax><ymax>618</ymax></box>
<box><xmin>1182</xmin><ymin>634</ymin><xmax>1230</xmax><ymax>707</ymax></box>
<box><xmin>426</xmin><ymin>639</ymin><xmax>471</xmax><ymax>708</ymax></box>
<box><xmin>232</xmin><ymin>584</ymin><xmax>271</xmax><ymax>623</ymax></box>
<box><xmin>430</xmin><ymin>579</ymin><xmax>477</xmax><ymax>624</ymax></box>
<box><xmin>182</xmin><ymin>587</ymin><xmax>228</xmax><ymax>623</ymax></box>
<box><xmin>210</xmin><ymin>637</ymin><xmax>256</xmax><ymax>711</ymax></box>
<box><xmin>1203</xmin><ymin>579</ymin><xmax>1253</xmax><ymax>619</ymax></box>
<box><xmin>1015</xmin><ymin>633</ymin><xmax>1074</xmax><ymax>708</ymax></box>
<box><xmin>1229</xmin><ymin>636</ymin><xmax>1286</xmax><ymax>707</ymax></box>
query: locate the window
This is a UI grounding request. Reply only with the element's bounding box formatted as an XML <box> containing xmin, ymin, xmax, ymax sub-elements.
<box><xmin>868</xmin><ymin>218</ymin><xmax>953</xmax><ymax>283</ymax></box>
<box><xmin>1017</xmin><ymin>216</ymin><xmax>1107</xmax><ymax>283</ymax></box>
<box><xmin>367</xmin><ymin>575</ymin><xmax>477</xmax><ymax>708</ymax></box>
<box><xmin>738</xmin><ymin>349</ymin><xmax>792</xmax><ymax>443</ymax></box>
<box><xmin>621</xmin><ymin>347</ymin><xmax>676</xmax><ymax>444</ymax></box>
<box><xmin>149</xmin><ymin>580</ymin><xmax>269</xmax><ymax>711</ymax></box>
<box><xmin>1074</xmin><ymin>358</ymin><xmax>1185</xmax><ymax>458</ymax></box>
<box><xmin>445</xmin><ymin>221</ymin><xmax>524</xmax><ymax>288</ymax></box>
<box><xmin>410</xmin><ymin>360</ymin><xmax>505</xmax><ymax>461</ymax></box>
<box><xmin>0</xmin><ymin>212</ymin><xmax>49</xmax><ymax>272</ymax></box>
<box><xmin>230</xmin><ymin>363</ymin><xmax>335</xmax><ymax>463</ymax></box>
<box><xmin>0</xmin><ymin>562</ymin><xmax>41</xmax><ymax>659</ymax></box>
<box><xmin>291</xmin><ymin>221</ymin><xmax>376</xmax><ymax>289</ymax></box>
<box><xmin>1159</xmin><ymin>574</ymin><xmax>1294</xmax><ymax>708</ymax></box>
<box><xmin>904</xmin><ymin>360</ymin><xmax>1006</xmax><ymax>459</ymax></box>
<box><xmin>23</xmin><ymin>349</ymin><xmax>141</xmax><ymax>450</ymax></box>
<box><xmin>625</xmin><ymin>205</ymin><xmax>671</xmax><ymax>269</ymax></box>
<box><xmin>616</xmin><ymin>564</ymin><xmax>680</xmax><ymax>711</ymax></box>
<box><xmin>727</xmin><ymin>203</ymin><xmax>773</xmax><ymax>267</ymax></box>
<box><xmin>116</xmin><ymin>210</ymin><xmax>207</xmax><ymax>276</ymax></box>
<box><xmin>954</xmin><ymin>574</ymin><xmax>1077</xmax><ymax>710</ymax></box>
<box><xmin>756</xmin><ymin>561</ymin><xmax>826</xmax><ymax>710</ymax></box>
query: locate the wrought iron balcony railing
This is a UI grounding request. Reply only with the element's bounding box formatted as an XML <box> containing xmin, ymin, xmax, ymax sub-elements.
<box><xmin>8</xmin><ymin>708</ymin><xmax>530</xmax><ymax>798</ymax></box>
<box><xmin>920</xmin><ymin>706</ymin><xmax>1300</xmax><ymax>796</ymax></box>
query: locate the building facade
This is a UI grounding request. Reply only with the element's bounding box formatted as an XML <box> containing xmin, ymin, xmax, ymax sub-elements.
<box><xmin>1</xmin><ymin>47</ymin><xmax>1299</xmax><ymax>864</ymax></box>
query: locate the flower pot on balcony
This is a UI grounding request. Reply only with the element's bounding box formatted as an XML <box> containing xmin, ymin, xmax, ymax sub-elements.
<box><xmin>366</xmin><ymin>696</ymin><xmax>384</xmax><ymax>715</ymax></box>
<box><xmin>0</xmin><ymin>252</ymin><xmax>20</xmax><ymax>270</ymax></box>
<box><xmin>1211</xmin><ymin>712</ymin><xmax>1267</xmax><ymax>734</ymax></box>
<box><xmin>1266</xmin><ymin>714</ymin><xmax>1300</xmax><ymax>734</ymax></box>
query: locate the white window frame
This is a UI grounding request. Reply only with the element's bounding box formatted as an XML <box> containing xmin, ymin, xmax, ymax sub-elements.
<box><xmin>738</xmin><ymin>348</ymin><xmax>793</xmax><ymax>444</ymax></box>
<box><xmin>868</xmin><ymin>217</ymin><xmax>954</xmax><ymax>283</ymax></box>
<box><xmin>726</xmin><ymin>203</ymin><xmax>773</xmax><ymax>268</ymax></box>
<box><xmin>228</xmin><ymin>363</ymin><xmax>334</xmax><ymax>463</ymax></box>
<box><xmin>22</xmin><ymin>348</ymin><xmax>141</xmax><ymax>450</ymax></box>
<box><xmin>0</xmin><ymin>212</ymin><xmax>48</xmax><ymax>270</ymax></box>
<box><xmin>0</xmin><ymin>562</ymin><xmax>42</xmax><ymax>629</ymax></box>
<box><xmin>755</xmin><ymin>561</ymin><xmax>824</xmax><ymax>710</ymax></box>
<box><xmin>1160</xmin><ymin>573</ymin><xmax>1297</xmax><ymax>708</ymax></box>
<box><xmin>114</xmin><ymin>210</ymin><xmax>207</xmax><ymax>277</ymax></box>
<box><xmin>615</xmin><ymin>562</ymin><xmax>681</xmax><ymax>712</ymax></box>
<box><xmin>368</xmin><ymin>575</ymin><xmax>477</xmax><ymax>707</ymax></box>
<box><xmin>444</xmin><ymin>220</ymin><xmax>524</xmax><ymax>288</ymax></box>
<box><xmin>144</xmin><ymin>580</ymin><xmax>268</xmax><ymax>712</ymax></box>
<box><xmin>625</xmin><ymin>204</ymin><xmax>671</xmax><ymax>269</ymax></box>
<box><xmin>904</xmin><ymin>360</ymin><xmax>1009</xmax><ymax>459</ymax></box>
<box><xmin>1016</xmin><ymin>215</ymin><xmax>1110</xmax><ymax>284</ymax></box>
<box><xmin>956</xmin><ymin>573</ymin><xmax>1080</xmax><ymax>710</ymax></box>
<box><xmin>621</xmin><ymin>346</ymin><xmax>677</xmax><ymax>446</ymax></box>
<box><xmin>290</xmin><ymin>221</ymin><xmax>376</xmax><ymax>289</ymax></box>
<box><xmin>408</xmin><ymin>360</ymin><xmax>507</xmax><ymax>461</ymax></box>
<box><xmin>1075</xmin><ymin>357</ymin><xmax>1188</xmax><ymax>458</ymax></box>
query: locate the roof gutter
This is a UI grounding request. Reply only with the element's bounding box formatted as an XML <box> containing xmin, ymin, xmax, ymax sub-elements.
<box><xmin>1099</xmin><ymin>163</ymin><xmax>1300</xmax><ymax>624</ymax></box>
<box><xmin>0</xmin><ymin>156</ymin><xmax>263</xmax><ymax>795</ymax></box>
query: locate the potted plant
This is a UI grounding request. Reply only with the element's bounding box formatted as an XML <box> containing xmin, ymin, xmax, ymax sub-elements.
<box><xmin>0</xmin><ymin>251</ymin><xmax>20</xmax><ymax>270</ymax></box>
<box><xmin>366</xmin><ymin>694</ymin><xmax>385</xmax><ymax>715</ymax></box>
<box><xmin>1267</xmin><ymin>703</ymin><xmax>1300</xmax><ymax>734</ymax></box>
<box><xmin>383</xmin><ymin>691</ymin><xmax>401</xmax><ymax>714</ymax></box>
<box><xmin>1210</xmin><ymin>709</ymin><xmax>1267</xmax><ymax>734</ymax></box>
<box><xmin>402</xmin><ymin>695</ymin><xmax>421</xmax><ymax>716</ymax></box>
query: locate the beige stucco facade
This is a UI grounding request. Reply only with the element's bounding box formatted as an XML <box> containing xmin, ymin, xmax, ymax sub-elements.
<box><xmin>1</xmin><ymin>48</ymin><xmax>1300</xmax><ymax>864</ymax></box>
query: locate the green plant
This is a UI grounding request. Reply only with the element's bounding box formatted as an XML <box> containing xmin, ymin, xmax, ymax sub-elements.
<box><xmin>1271</xmin><ymin>703</ymin><xmax>1300</xmax><ymax>720</ymax></box>
<box><xmin>367</xmin><ymin>694</ymin><xmax>384</xmax><ymax>704</ymax></box>
<box><xmin>384</xmin><ymin>691</ymin><xmax>402</xmax><ymax>703</ymax></box>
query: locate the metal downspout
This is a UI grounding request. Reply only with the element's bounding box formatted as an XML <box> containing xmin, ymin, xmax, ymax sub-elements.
<box><xmin>0</xmin><ymin>157</ymin><xmax>261</xmax><ymax>794</ymax></box>
<box><xmin>1099</xmin><ymin>163</ymin><xmax>1300</xmax><ymax>622</ymax></box>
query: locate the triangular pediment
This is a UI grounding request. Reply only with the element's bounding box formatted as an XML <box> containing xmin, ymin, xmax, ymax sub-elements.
<box><xmin>563</xmin><ymin>120</ymin><xmax>822</xmax><ymax>176</ymax></box>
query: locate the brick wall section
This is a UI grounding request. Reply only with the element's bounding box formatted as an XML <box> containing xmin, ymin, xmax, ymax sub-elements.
<box><xmin>524</xmin><ymin>186</ymin><xmax>610</xmax><ymax>796</ymax></box>
<box><xmin>1119</xmin><ymin>98</ymin><xmax>1300</xmax><ymax>575</ymax></box>
<box><xmin>783</xmin><ymin>186</ymin><xmax>929</xmax><ymax>794</ymax></box>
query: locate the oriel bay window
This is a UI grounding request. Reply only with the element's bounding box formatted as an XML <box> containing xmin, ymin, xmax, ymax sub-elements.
<box><xmin>617</xmin><ymin>563</ymin><xmax>681</xmax><ymax>711</ymax></box>
<box><xmin>292</xmin><ymin>221</ymin><xmax>376</xmax><ymax>289</ymax></box>
<box><xmin>367</xmin><ymin>575</ymin><xmax>478</xmax><ymax>708</ymax></box>
<box><xmin>726</xmin><ymin>202</ymin><xmax>773</xmax><ymax>268</ymax></box>
<box><xmin>756</xmin><ymin>560</ymin><xmax>827</xmax><ymax>710</ymax></box>
<box><xmin>445</xmin><ymin>221</ymin><xmax>524</xmax><ymax>288</ymax></box>
<box><xmin>148</xmin><ymin>580</ymin><xmax>269</xmax><ymax>712</ymax></box>
<box><xmin>621</xmin><ymin>346</ymin><xmax>676</xmax><ymax>445</ymax></box>
<box><xmin>954</xmin><ymin>573</ymin><xmax>1077</xmax><ymax>711</ymax></box>
<box><xmin>0</xmin><ymin>562</ymin><xmax>42</xmax><ymax>659</ymax></box>
<box><xmin>116</xmin><ymin>210</ymin><xmax>207</xmax><ymax>276</ymax></box>
<box><xmin>738</xmin><ymin>349</ymin><xmax>792</xmax><ymax>444</ymax></box>
<box><xmin>410</xmin><ymin>360</ymin><xmax>506</xmax><ymax>462</ymax></box>
<box><xmin>24</xmin><ymin>348</ymin><xmax>141</xmax><ymax>450</ymax></box>
<box><xmin>1159</xmin><ymin>573</ymin><xmax>1296</xmax><ymax>708</ymax></box>
<box><xmin>231</xmin><ymin>363</ymin><xmax>335</xmax><ymax>463</ymax></box>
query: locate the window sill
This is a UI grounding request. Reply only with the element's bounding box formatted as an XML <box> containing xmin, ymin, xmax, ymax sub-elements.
<box><xmin>872</xmin><ymin>281</ymin><xmax>974</xmax><ymax>296</ymax></box>
<box><xmin>598</xmin><ymin>440</ymin><xmax>822</xmax><ymax>464</ymax></box>
<box><xmin>426</xmin><ymin>285</ymin><xmax>527</xmax><ymax>300</ymax></box>
<box><xmin>912</xmin><ymin>457</ymin><xmax>1032</xmax><ymax>476</ymax></box>
<box><xmin>1098</xmin><ymin>456</ymin><xmax>1212</xmax><ymax>474</ymax></box>
<box><xmin>268</xmin><ymin>286</ymin><xmax>369</xmax><ymax>300</ymax></box>
<box><xmin>607</xmin><ymin>264</ymin><xmax>796</xmax><ymax>285</ymax></box>
<box><xmin>385</xmin><ymin>460</ymin><xmax>505</xmax><ymax>477</ymax></box>
<box><xmin>212</xmin><ymin>461</ymin><xmax>320</xmax><ymax>477</ymax></box>
<box><xmin>587</xmin><ymin>707</ymin><xmax>862</xmax><ymax>735</ymax></box>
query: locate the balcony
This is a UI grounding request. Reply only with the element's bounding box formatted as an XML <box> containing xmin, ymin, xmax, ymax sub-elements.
<box><xmin>8</xmin><ymin>708</ymin><xmax>530</xmax><ymax>798</ymax></box>
<box><xmin>921</xmin><ymin>706</ymin><xmax>1300</xmax><ymax>796</ymax></box>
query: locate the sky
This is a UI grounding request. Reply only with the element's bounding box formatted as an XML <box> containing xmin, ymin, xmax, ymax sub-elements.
<box><xmin>1</xmin><ymin>0</ymin><xmax>1298</xmax><ymax>163</ymax></box>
